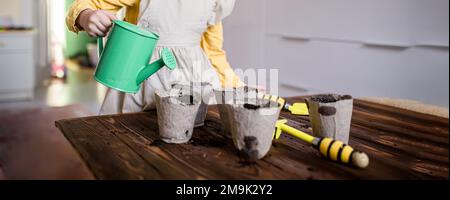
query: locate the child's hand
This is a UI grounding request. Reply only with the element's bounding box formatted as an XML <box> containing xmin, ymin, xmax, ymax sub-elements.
<box><xmin>77</xmin><ymin>9</ymin><xmax>117</xmax><ymax>37</ymax></box>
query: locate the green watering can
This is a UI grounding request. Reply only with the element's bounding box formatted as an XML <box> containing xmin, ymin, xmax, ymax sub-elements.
<box><xmin>95</xmin><ymin>20</ymin><xmax>177</xmax><ymax>93</ymax></box>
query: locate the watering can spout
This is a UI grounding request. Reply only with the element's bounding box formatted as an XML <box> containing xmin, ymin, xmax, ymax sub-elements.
<box><xmin>136</xmin><ymin>48</ymin><xmax>177</xmax><ymax>85</ymax></box>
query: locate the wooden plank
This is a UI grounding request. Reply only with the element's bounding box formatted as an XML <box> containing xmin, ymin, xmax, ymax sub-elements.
<box><xmin>354</xmin><ymin>99</ymin><xmax>449</xmax><ymax>126</ymax></box>
<box><xmin>351</xmin><ymin>127</ymin><xmax>448</xmax><ymax>179</ymax></box>
<box><xmin>56</xmin><ymin>116</ymin><xmax>194</xmax><ymax>180</ymax></box>
<box><xmin>284</xmin><ymin>97</ymin><xmax>449</xmax><ymax>179</ymax></box>
<box><xmin>93</xmin><ymin>116</ymin><xmax>199</xmax><ymax>179</ymax></box>
<box><xmin>278</xmin><ymin>111</ymin><xmax>430</xmax><ymax>179</ymax></box>
<box><xmin>119</xmin><ymin>112</ymin><xmax>316</xmax><ymax>179</ymax></box>
<box><xmin>55</xmin><ymin>97</ymin><xmax>449</xmax><ymax>180</ymax></box>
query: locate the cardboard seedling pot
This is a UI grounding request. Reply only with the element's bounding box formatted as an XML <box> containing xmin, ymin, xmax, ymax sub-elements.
<box><xmin>194</xmin><ymin>83</ymin><xmax>214</xmax><ymax>127</ymax></box>
<box><xmin>170</xmin><ymin>83</ymin><xmax>213</xmax><ymax>127</ymax></box>
<box><xmin>214</xmin><ymin>88</ymin><xmax>235</xmax><ymax>134</ymax></box>
<box><xmin>305</xmin><ymin>94</ymin><xmax>353</xmax><ymax>144</ymax></box>
<box><xmin>155</xmin><ymin>86</ymin><xmax>201</xmax><ymax>144</ymax></box>
<box><xmin>225</xmin><ymin>99</ymin><xmax>280</xmax><ymax>160</ymax></box>
<box><xmin>214</xmin><ymin>86</ymin><xmax>261</xmax><ymax>134</ymax></box>
<box><xmin>234</xmin><ymin>86</ymin><xmax>260</xmax><ymax>104</ymax></box>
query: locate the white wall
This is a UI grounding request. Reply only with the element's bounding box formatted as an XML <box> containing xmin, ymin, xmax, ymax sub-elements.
<box><xmin>223</xmin><ymin>0</ymin><xmax>449</xmax><ymax>107</ymax></box>
<box><xmin>35</xmin><ymin>0</ymin><xmax>51</xmax><ymax>83</ymax></box>
<box><xmin>0</xmin><ymin>0</ymin><xmax>50</xmax><ymax>86</ymax></box>
<box><xmin>0</xmin><ymin>0</ymin><xmax>21</xmax><ymax>26</ymax></box>
<box><xmin>0</xmin><ymin>0</ymin><xmax>35</xmax><ymax>27</ymax></box>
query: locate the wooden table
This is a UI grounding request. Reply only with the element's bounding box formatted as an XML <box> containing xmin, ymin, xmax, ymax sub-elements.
<box><xmin>55</xmin><ymin>97</ymin><xmax>449</xmax><ymax>180</ymax></box>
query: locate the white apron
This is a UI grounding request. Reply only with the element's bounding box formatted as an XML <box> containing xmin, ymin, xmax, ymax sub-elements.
<box><xmin>99</xmin><ymin>0</ymin><xmax>235</xmax><ymax>115</ymax></box>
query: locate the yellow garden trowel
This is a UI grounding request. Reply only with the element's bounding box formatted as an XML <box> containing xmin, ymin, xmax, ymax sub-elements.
<box><xmin>260</xmin><ymin>94</ymin><xmax>309</xmax><ymax>115</ymax></box>
<box><xmin>273</xmin><ymin>119</ymin><xmax>370</xmax><ymax>169</ymax></box>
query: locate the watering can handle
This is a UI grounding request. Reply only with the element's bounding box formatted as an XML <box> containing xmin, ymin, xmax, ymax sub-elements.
<box><xmin>98</xmin><ymin>37</ymin><xmax>104</xmax><ymax>58</ymax></box>
<box><xmin>136</xmin><ymin>48</ymin><xmax>177</xmax><ymax>85</ymax></box>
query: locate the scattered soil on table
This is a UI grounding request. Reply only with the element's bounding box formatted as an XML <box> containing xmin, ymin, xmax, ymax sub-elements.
<box><xmin>189</xmin><ymin>138</ymin><xmax>227</xmax><ymax>148</ymax></box>
<box><xmin>149</xmin><ymin>139</ymin><xmax>164</xmax><ymax>147</ymax></box>
<box><xmin>238</xmin><ymin>150</ymin><xmax>258</xmax><ymax>166</ymax></box>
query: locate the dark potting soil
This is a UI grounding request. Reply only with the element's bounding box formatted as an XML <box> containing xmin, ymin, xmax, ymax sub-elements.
<box><xmin>244</xmin><ymin>103</ymin><xmax>261</xmax><ymax>110</ymax></box>
<box><xmin>340</xmin><ymin>95</ymin><xmax>353</xmax><ymax>100</ymax></box>
<box><xmin>243</xmin><ymin>99</ymin><xmax>276</xmax><ymax>110</ymax></box>
<box><xmin>318</xmin><ymin>106</ymin><xmax>337</xmax><ymax>116</ymax></box>
<box><xmin>310</xmin><ymin>94</ymin><xmax>353</xmax><ymax>103</ymax></box>
<box><xmin>244</xmin><ymin>136</ymin><xmax>258</xmax><ymax>149</ymax></box>
<box><xmin>237</xmin><ymin>136</ymin><xmax>259</xmax><ymax>163</ymax></box>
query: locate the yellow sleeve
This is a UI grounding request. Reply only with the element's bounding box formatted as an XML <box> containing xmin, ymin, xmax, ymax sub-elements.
<box><xmin>201</xmin><ymin>23</ymin><xmax>244</xmax><ymax>88</ymax></box>
<box><xmin>66</xmin><ymin>0</ymin><xmax>139</xmax><ymax>33</ymax></box>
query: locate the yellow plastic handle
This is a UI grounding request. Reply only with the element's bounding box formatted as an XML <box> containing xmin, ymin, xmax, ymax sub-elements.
<box><xmin>280</xmin><ymin>122</ymin><xmax>315</xmax><ymax>144</ymax></box>
<box><xmin>318</xmin><ymin>138</ymin><xmax>370</xmax><ymax>168</ymax></box>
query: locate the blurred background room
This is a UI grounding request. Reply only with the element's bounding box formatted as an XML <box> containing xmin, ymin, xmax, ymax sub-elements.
<box><xmin>0</xmin><ymin>0</ymin><xmax>107</xmax><ymax>114</ymax></box>
<box><xmin>1</xmin><ymin>0</ymin><xmax>449</xmax><ymax>113</ymax></box>
<box><xmin>0</xmin><ymin>0</ymin><xmax>448</xmax><ymax>179</ymax></box>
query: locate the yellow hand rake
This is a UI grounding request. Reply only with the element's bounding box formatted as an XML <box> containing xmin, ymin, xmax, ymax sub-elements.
<box><xmin>273</xmin><ymin>119</ymin><xmax>369</xmax><ymax>169</ymax></box>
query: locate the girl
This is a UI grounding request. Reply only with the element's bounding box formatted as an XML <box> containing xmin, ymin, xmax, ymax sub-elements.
<box><xmin>66</xmin><ymin>0</ymin><xmax>243</xmax><ymax>115</ymax></box>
